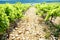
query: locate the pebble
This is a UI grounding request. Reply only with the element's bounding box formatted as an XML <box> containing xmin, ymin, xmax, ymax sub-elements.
<box><xmin>15</xmin><ymin>34</ymin><xmax>19</xmax><ymax>37</ymax></box>
<box><xmin>22</xmin><ymin>37</ymin><xmax>25</xmax><ymax>40</ymax></box>
<box><xmin>25</xmin><ymin>27</ymin><xmax>31</xmax><ymax>31</ymax></box>
<box><xmin>10</xmin><ymin>34</ymin><xmax>14</xmax><ymax>37</ymax></box>
<box><xmin>16</xmin><ymin>37</ymin><xmax>20</xmax><ymax>40</ymax></box>
<box><xmin>12</xmin><ymin>37</ymin><xmax>15</xmax><ymax>39</ymax></box>
<box><xmin>13</xmin><ymin>29</ymin><xmax>15</xmax><ymax>31</ymax></box>
<box><xmin>18</xmin><ymin>31</ymin><xmax>22</xmax><ymax>34</ymax></box>
<box><xmin>26</xmin><ymin>31</ymin><xmax>29</xmax><ymax>34</ymax></box>
<box><xmin>15</xmin><ymin>28</ymin><xmax>18</xmax><ymax>30</ymax></box>
<box><xmin>39</xmin><ymin>38</ymin><xmax>47</xmax><ymax>40</ymax></box>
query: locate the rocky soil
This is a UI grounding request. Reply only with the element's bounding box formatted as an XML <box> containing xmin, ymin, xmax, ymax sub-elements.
<box><xmin>6</xmin><ymin>7</ymin><xmax>55</xmax><ymax>40</ymax></box>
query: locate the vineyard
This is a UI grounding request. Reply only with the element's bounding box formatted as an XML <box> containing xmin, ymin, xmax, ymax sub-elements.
<box><xmin>35</xmin><ymin>3</ymin><xmax>60</xmax><ymax>40</ymax></box>
<box><xmin>0</xmin><ymin>2</ymin><xmax>30</xmax><ymax>35</ymax></box>
<box><xmin>0</xmin><ymin>2</ymin><xmax>60</xmax><ymax>40</ymax></box>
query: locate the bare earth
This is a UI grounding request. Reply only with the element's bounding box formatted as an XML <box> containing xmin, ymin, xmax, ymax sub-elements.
<box><xmin>8</xmin><ymin>7</ymin><xmax>51</xmax><ymax>40</ymax></box>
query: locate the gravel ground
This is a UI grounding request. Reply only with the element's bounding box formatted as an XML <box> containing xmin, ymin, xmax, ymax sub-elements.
<box><xmin>7</xmin><ymin>7</ymin><xmax>53</xmax><ymax>40</ymax></box>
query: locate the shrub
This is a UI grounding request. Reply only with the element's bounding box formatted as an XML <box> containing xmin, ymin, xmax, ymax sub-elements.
<box><xmin>0</xmin><ymin>11</ymin><xmax>9</xmax><ymax>34</ymax></box>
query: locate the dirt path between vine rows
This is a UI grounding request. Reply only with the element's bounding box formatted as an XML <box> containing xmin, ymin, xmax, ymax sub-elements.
<box><xmin>7</xmin><ymin>7</ymin><xmax>52</xmax><ymax>40</ymax></box>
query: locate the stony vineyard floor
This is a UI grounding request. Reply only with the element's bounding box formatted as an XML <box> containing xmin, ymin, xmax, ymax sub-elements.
<box><xmin>7</xmin><ymin>7</ymin><xmax>53</xmax><ymax>40</ymax></box>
